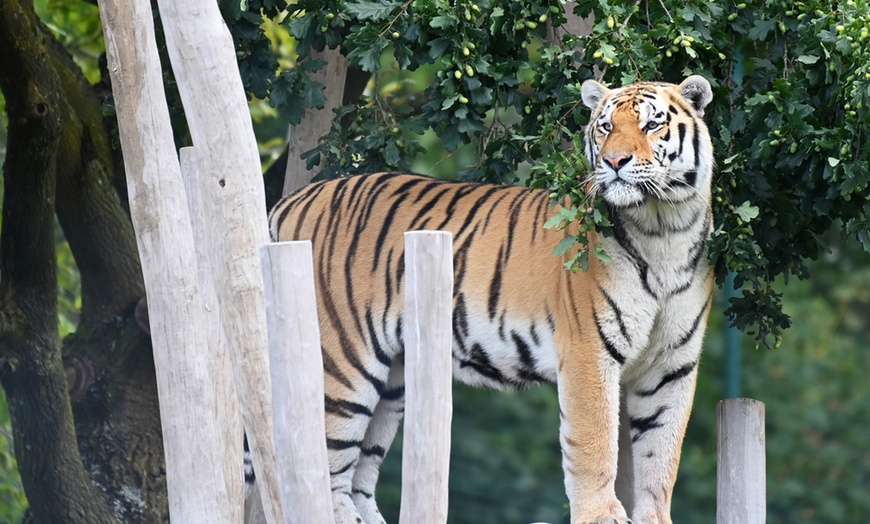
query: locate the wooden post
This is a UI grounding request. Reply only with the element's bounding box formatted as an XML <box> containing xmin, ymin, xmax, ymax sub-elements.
<box><xmin>180</xmin><ymin>147</ymin><xmax>244</xmax><ymax>522</ymax></box>
<box><xmin>153</xmin><ymin>1</ymin><xmax>283</xmax><ymax>521</ymax></box>
<box><xmin>399</xmin><ymin>231</ymin><xmax>454</xmax><ymax>524</ymax></box>
<box><xmin>717</xmin><ymin>398</ymin><xmax>766</xmax><ymax>524</ymax></box>
<box><xmin>97</xmin><ymin>3</ymin><xmax>234</xmax><ymax>521</ymax></box>
<box><xmin>261</xmin><ymin>241</ymin><xmax>334</xmax><ymax>524</ymax></box>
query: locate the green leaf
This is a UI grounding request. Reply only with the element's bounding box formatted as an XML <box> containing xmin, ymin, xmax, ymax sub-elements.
<box><xmin>592</xmin><ymin>246</ymin><xmax>612</xmax><ymax>263</ymax></box>
<box><xmin>345</xmin><ymin>0</ymin><xmax>402</xmax><ymax>21</ymax></box>
<box><xmin>796</xmin><ymin>54</ymin><xmax>820</xmax><ymax>65</ymax></box>
<box><xmin>828</xmin><ymin>157</ymin><xmax>840</xmax><ymax>167</ymax></box>
<box><xmin>735</xmin><ymin>201</ymin><xmax>760</xmax><ymax>222</ymax></box>
<box><xmin>429</xmin><ymin>15</ymin><xmax>455</xmax><ymax>29</ymax></box>
<box><xmin>552</xmin><ymin>236</ymin><xmax>576</xmax><ymax>257</ymax></box>
<box><xmin>747</xmin><ymin>19</ymin><xmax>775</xmax><ymax>40</ymax></box>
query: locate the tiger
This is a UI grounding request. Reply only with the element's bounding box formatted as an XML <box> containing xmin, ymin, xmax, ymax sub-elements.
<box><xmin>267</xmin><ymin>75</ymin><xmax>715</xmax><ymax>524</ymax></box>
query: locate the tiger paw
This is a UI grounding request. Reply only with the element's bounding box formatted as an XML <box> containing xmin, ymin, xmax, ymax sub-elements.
<box><xmin>333</xmin><ymin>495</ymin><xmax>366</xmax><ymax>524</ymax></box>
<box><xmin>588</xmin><ymin>518</ymin><xmax>632</xmax><ymax>524</ymax></box>
<box><xmin>352</xmin><ymin>491</ymin><xmax>387</xmax><ymax>524</ymax></box>
<box><xmin>573</xmin><ymin>501</ymin><xmax>632</xmax><ymax>524</ymax></box>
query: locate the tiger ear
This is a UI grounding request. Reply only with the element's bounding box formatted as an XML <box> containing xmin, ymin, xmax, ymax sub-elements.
<box><xmin>581</xmin><ymin>80</ymin><xmax>610</xmax><ymax>110</ymax></box>
<box><xmin>679</xmin><ymin>75</ymin><xmax>713</xmax><ymax>117</ymax></box>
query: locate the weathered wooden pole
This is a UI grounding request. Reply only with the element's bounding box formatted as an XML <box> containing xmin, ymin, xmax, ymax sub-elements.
<box><xmin>717</xmin><ymin>398</ymin><xmax>766</xmax><ymax>524</ymax></box>
<box><xmin>153</xmin><ymin>0</ymin><xmax>284</xmax><ymax>521</ymax></box>
<box><xmin>399</xmin><ymin>231</ymin><xmax>454</xmax><ymax>524</ymax></box>
<box><xmin>180</xmin><ymin>147</ymin><xmax>244</xmax><ymax>520</ymax></box>
<box><xmin>261</xmin><ymin>241</ymin><xmax>334</xmax><ymax>524</ymax></box>
<box><xmin>97</xmin><ymin>2</ymin><xmax>235</xmax><ymax>521</ymax></box>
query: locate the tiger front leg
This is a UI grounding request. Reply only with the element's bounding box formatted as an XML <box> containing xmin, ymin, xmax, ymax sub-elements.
<box><xmin>624</xmin><ymin>357</ymin><xmax>701</xmax><ymax>524</ymax></box>
<box><xmin>557</xmin><ymin>339</ymin><xmax>631</xmax><ymax>524</ymax></box>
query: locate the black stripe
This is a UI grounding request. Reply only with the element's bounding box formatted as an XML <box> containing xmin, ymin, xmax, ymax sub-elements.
<box><xmin>482</xmin><ymin>191</ymin><xmax>514</xmax><ymax>231</ymax></box>
<box><xmin>692</xmin><ymin>123</ymin><xmax>701</xmax><ymax>169</ymax></box>
<box><xmin>383</xmin><ymin>248</ymin><xmax>394</xmax><ymax>335</ymax></box>
<box><xmin>681</xmin><ymin>213</ymin><xmax>712</xmax><ymax>273</ymax></box>
<box><xmin>322</xmin><ymin>349</ymin><xmax>355</xmax><ymax>391</ymax></box>
<box><xmin>433</xmin><ymin>184</ymin><xmax>481</xmax><ymax>230</ymax></box>
<box><xmin>330</xmin><ymin>463</ymin><xmax>354</xmax><ymax>476</ymax></box>
<box><xmin>381</xmin><ymin>385</ymin><xmax>405</xmax><ymax>401</ymax></box>
<box><xmin>529</xmin><ymin>321</ymin><xmax>541</xmax><ymax>346</ymax></box>
<box><xmin>453</xmin><ymin>293</ymin><xmax>470</xmax><ymax>340</ymax></box>
<box><xmin>532</xmin><ymin>190</ymin><xmax>550</xmax><ymax>243</ymax></box>
<box><xmin>327</xmin><ymin>438</ymin><xmax>363</xmax><ymax>450</ymax></box>
<box><xmin>453</xmin><ymin>186</ymin><xmax>501</xmax><ymax>239</ymax></box>
<box><xmin>361</xmin><ymin>446</ymin><xmax>386</xmax><ymax>458</ymax></box>
<box><xmin>511</xmin><ymin>332</ymin><xmax>549</xmax><ymax>383</ymax></box>
<box><xmin>359</xmin><ymin>175</ymin><xmax>395</xmax><ymax>230</ymax></box>
<box><xmin>630</xmin><ymin>406</ymin><xmax>667</xmax><ymax>442</ymax></box>
<box><xmin>395</xmin><ymin>316</ymin><xmax>403</xmax><ymax>349</ymax></box>
<box><xmin>636</xmin><ymin>361</ymin><xmax>698</xmax><ymax>397</ymax></box>
<box><xmin>364</xmin><ymin>308</ymin><xmax>392</xmax><ymax>367</ymax></box>
<box><xmin>276</xmin><ymin>183</ymin><xmax>329</xmax><ymax>240</ymax></box>
<box><xmin>504</xmin><ymin>190</ymin><xmax>528</xmax><ymax>257</ymax></box>
<box><xmin>488</xmin><ymin>244</ymin><xmax>505</xmax><ymax>319</ymax></box>
<box><xmin>594</xmin><ymin>307</ymin><xmax>626</xmax><ymax>365</ymax></box>
<box><xmin>408</xmin><ymin>185</ymin><xmax>453</xmax><ymax>231</ymax></box>
<box><xmin>372</xmin><ymin>177</ymin><xmax>430</xmax><ymax>270</ymax></box>
<box><xmin>677</xmin><ymin>123</ymin><xmax>686</xmax><ymax>158</ymax></box>
<box><xmin>352</xmin><ymin>489</ymin><xmax>374</xmax><ymax>499</ymax></box>
<box><xmin>674</xmin><ymin>299</ymin><xmax>711</xmax><ymax>349</ymax></box>
<box><xmin>459</xmin><ymin>343</ymin><xmax>525</xmax><ymax>388</ymax></box>
<box><xmin>683</xmin><ymin>171</ymin><xmax>698</xmax><ymax>187</ymax></box>
<box><xmin>598</xmin><ymin>286</ymin><xmax>632</xmax><ymax>345</ymax></box>
<box><xmin>325</xmin><ymin>395</ymin><xmax>375</xmax><ymax>418</ymax></box>
<box><xmin>610</xmin><ymin>211</ymin><xmax>656</xmax><ymax>298</ymax></box>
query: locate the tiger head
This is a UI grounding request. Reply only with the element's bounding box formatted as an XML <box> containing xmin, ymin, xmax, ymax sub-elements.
<box><xmin>581</xmin><ymin>76</ymin><xmax>714</xmax><ymax>210</ymax></box>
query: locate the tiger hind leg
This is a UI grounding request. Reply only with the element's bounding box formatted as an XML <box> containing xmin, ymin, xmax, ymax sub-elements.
<box><xmin>324</xmin><ymin>349</ymin><xmax>394</xmax><ymax>524</ymax></box>
<box><xmin>351</xmin><ymin>361</ymin><xmax>405</xmax><ymax>524</ymax></box>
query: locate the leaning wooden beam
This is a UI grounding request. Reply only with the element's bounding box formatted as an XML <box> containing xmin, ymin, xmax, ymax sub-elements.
<box><xmin>97</xmin><ymin>2</ymin><xmax>235</xmax><ymax>521</ymax></box>
<box><xmin>717</xmin><ymin>398</ymin><xmax>766</xmax><ymax>524</ymax></box>
<box><xmin>153</xmin><ymin>0</ymin><xmax>284</xmax><ymax>521</ymax></box>
<box><xmin>400</xmin><ymin>231</ymin><xmax>454</xmax><ymax>524</ymax></box>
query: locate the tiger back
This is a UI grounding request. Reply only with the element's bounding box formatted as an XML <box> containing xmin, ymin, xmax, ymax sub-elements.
<box><xmin>268</xmin><ymin>75</ymin><xmax>715</xmax><ymax>524</ymax></box>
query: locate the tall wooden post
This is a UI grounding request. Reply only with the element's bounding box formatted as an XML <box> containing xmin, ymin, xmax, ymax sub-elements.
<box><xmin>97</xmin><ymin>2</ymin><xmax>237</xmax><ymax>520</ymax></box>
<box><xmin>399</xmin><ymin>231</ymin><xmax>454</xmax><ymax>524</ymax></box>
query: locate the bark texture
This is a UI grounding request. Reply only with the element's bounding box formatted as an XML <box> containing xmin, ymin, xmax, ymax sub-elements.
<box><xmin>0</xmin><ymin>0</ymin><xmax>167</xmax><ymax>522</ymax></box>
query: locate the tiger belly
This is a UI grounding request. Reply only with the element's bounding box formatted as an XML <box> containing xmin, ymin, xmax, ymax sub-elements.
<box><xmin>449</xmin><ymin>305</ymin><xmax>558</xmax><ymax>389</ymax></box>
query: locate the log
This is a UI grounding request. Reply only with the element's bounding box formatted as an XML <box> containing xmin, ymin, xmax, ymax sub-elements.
<box><xmin>399</xmin><ymin>231</ymin><xmax>454</xmax><ymax>524</ymax></box>
<box><xmin>154</xmin><ymin>1</ymin><xmax>283</xmax><ymax>521</ymax></box>
<box><xmin>261</xmin><ymin>241</ymin><xmax>333</xmax><ymax>524</ymax></box>
<box><xmin>717</xmin><ymin>398</ymin><xmax>766</xmax><ymax>524</ymax></box>
<box><xmin>180</xmin><ymin>147</ymin><xmax>244</xmax><ymax>522</ymax></box>
<box><xmin>97</xmin><ymin>3</ymin><xmax>234</xmax><ymax>520</ymax></box>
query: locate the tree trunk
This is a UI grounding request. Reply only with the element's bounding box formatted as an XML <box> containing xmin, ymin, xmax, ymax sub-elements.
<box><xmin>0</xmin><ymin>0</ymin><xmax>167</xmax><ymax>522</ymax></box>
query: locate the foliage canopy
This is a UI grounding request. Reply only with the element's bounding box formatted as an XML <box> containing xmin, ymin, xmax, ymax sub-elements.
<box><xmin>223</xmin><ymin>0</ymin><xmax>870</xmax><ymax>349</ymax></box>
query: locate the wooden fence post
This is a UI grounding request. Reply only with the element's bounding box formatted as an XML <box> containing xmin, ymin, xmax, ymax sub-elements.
<box><xmin>180</xmin><ymin>147</ymin><xmax>244</xmax><ymax>522</ymax></box>
<box><xmin>260</xmin><ymin>241</ymin><xmax>334</xmax><ymax>524</ymax></box>
<box><xmin>97</xmin><ymin>2</ymin><xmax>236</xmax><ymax>520</ymax></box>
<box><xmin>152</xmin><ymin>0</ymin><xmax>284</xmax><ymax>521</ymax></box>
<box><xmin>717</xmin><ymin>398</ymin><xmax>766</xmax><ymax>524</ymax></box>
<box><xmin>399</xmin><ymin>231</ymin><xmax>454</xmax><ymax>524</ymax></box>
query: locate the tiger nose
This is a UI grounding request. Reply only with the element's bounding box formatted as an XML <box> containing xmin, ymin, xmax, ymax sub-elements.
<box><xmin>603</xmin><ymin>154</ymin><xmax>632</xmax><ymax>173</ymax></box>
